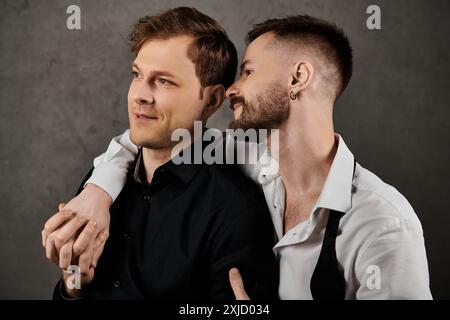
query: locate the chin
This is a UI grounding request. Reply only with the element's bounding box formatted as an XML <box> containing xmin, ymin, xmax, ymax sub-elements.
<box><xmin>130</xmin><ymin>129</ymin><xmax>172</xmax><ymax>150</ymax></box>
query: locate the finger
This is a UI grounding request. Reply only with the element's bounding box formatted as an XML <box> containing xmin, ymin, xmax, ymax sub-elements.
<box><xmin>45</xmin><ymin>233</ymin><xmax>58</xmax><ymax>265</ymax></box>
<box><xmin>59</xmin><ymin>239</ymin><xmax>74</xmax><ymax>270</ymax></box>
<box><xmin>73</xmin><ymin>221</ymin><xmax>98</xmax><ymax>256</ymax></box>
<box><xmin>58</xmin><ymin>203</ymin><xmax>66</xmax><ymax>211</ymax></box>
<box><xmin>91</xmin><ymin>240</ymin><xmax>105</xmax><ymax>268</ymax></box>
<box><xmin>41</xmin><ymin>228</ymin><xmax>47</xmax><ymax>247</ymax></box>
<box><xmin>78</xmin><ymin>240</ymin><xmax>94</xmax><ymax>275</ymax></box>
<box><xmin>91</xmin><ymin>230</ymin><xmax>109</xmax><ymax>268</ymax></box>
<box><xmin>86</xmin><ymin>267</ymin><xmax>95</xmax><ymax>284</ymax></box>
<box><xmin>53</xmin><ymin>215</ymin><xmax>87</xmax><ymax>249</ymax></box>
<box><xmin>229</xmin><ymin>268</ymin><xmax>250</xmax><ymax>300</ymax></box>
<box><xmin>43</xmin><ymin>210</ymin><xmax>74</xmax><ymax>242</ymax></box>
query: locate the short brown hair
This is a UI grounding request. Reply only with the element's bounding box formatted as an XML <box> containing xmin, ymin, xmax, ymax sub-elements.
<box><xmin>247</xmin><ymin>15</ymin><xmax>353</xmax><ymax>98</ymax></box>
<box><xmin>129</xmin><ymin>7</ymin><xmax>237</xmax><ymax>89</ymax></box>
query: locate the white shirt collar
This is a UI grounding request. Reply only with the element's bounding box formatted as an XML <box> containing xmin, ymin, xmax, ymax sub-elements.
<box><xmin>257</xmin><ymin>147</ymin><xmax>280</xmax><ymax>185</ymax></box>
<box><xmin>315</xmin><ymin>134</ymin><xmax>355</xmax><ymax>213</ymax></box>
<box><xmin>257</xmin><ymin>134</ymin><xmax>355</xmax><ymax>213</ymax></box>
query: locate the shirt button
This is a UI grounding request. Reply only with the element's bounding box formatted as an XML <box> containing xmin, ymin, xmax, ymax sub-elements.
<box><xmin>113</xmin><ymin>280</ymin><xmax>120</xmax><ymax>288</ymax></box>
<box><xmin>124</xmin><ymin>233</ymin><xmax>131</xmax><ymax>240</ymax></box>
<box><xmin>351</xmin><ymin>185</ymin><xmax>357</xmax><ymax>193</ymax></box>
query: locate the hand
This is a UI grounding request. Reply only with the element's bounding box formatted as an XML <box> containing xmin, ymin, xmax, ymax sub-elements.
<box><xmin>229</xmin><ymin>268</ymin><xmax>250</xmax><ymax>300</ymax></box>
<box><xmin>42</xmin><ymin>207</ymin><xmax>101</xmax><ymax>298</ymax></box>
<box><xmin>60</xmin><ymin>233</ymin><xmax>96</xmax><ymax>298</ymax></box>
<box><xmin>41</xmin><ymin>183</ymin><xmax>112</xmax><ymax>268</ymax></box>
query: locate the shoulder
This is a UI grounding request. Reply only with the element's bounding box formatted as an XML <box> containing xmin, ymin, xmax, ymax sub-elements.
<box><xmin>206</xmin><ymin>163</ymin><xmax>265</xmax><ymax>204</ymax></box>
<box><xmin>344</xmin><ymin>163</ymin><xmax>424</xmax><ymax>237</ymax></box>
<box><xmin>201</xmin><ymin>163</ymin><xmax>270</xmax><ymax>222</ymax></box>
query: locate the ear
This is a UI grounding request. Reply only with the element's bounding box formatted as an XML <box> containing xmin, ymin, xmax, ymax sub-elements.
<box><xmin>288</xmin><ymin>61</ymin><xmax>314</xmax><ymax>99</ymax></box>
<box><xmin>202</xmin><ymin>84</ymin><xmax>225</xmax><ymax>119</ymax></box>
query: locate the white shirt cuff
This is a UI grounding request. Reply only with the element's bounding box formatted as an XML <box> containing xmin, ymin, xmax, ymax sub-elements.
<box><xmin>84</xmin><ymin>162</ymin><xmax>128</xmax><ymax>201</ymax></box>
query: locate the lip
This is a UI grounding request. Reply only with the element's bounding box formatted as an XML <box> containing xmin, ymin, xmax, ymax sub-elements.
<box><xmin>230</xmin><ymin>102</ymin><xmax>243</xmax><ymax>111</ymax></box>
<box><xmin>233</xmin><ymin>105</ymin><xmax>243</xmax><ymax>118</ymax></box>
<box><xmin>134</xmin><ymin>112</ymin><xmax>159</xmax><ymax>120</ymax></box>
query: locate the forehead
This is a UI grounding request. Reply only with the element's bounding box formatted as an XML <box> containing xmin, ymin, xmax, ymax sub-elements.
<box><xmin>134</xmin><ymin>35</ymin><xmax>196</xmax><ymax>76</ymax></box>
<box><xmin>243</xmin><ymin>32</ymin><xmax>279</xmax><ymax>65</ymax></box>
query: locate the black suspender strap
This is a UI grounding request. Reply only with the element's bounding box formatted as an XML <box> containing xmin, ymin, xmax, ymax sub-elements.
<box><xmin>310</xmin><ymin>160</ymin><xmax>356</xmax><ymax>300</ymax></box>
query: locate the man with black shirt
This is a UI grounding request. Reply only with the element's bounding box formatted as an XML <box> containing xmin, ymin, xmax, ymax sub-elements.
<box><xmin>45</xmin><ymin>7</ymin><xmax>278</xmax><ymax>300</ymax></box>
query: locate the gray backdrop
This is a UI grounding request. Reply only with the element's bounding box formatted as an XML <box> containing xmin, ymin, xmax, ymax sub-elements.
<box><xmin>1</xmin><ymin>0</ymin><xmax>449</xmax><ymax>299</ymax></box>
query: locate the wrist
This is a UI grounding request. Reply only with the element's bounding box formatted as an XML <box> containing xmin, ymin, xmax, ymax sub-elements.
<box><xmin>84</xmin><ymin>183</ymin><xmax>113</xmax><ymax>206</ymax></box>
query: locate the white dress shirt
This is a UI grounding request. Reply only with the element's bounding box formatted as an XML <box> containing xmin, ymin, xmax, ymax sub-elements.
<box><xmin>86</xmin><ymin>129</ymin><xmax>432</xmax><ymax>300</ymax></box>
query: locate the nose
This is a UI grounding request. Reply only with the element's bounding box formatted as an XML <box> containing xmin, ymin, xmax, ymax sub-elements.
<box><xmin>132</xmin><ymin>82</ymin><xmax>154</xmax><ymax>105</ymax></box>
<box><xmin>136</xmin><ymin>96</ymin><xmax>151</xmax><ymax>105</ymax></box>
<box><xmin>226</xmin><ymin>82</ymin><xmax>240</xmax><ymax>99</ymax></box>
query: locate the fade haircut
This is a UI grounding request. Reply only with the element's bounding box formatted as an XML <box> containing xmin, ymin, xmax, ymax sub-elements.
<box><xmin>247</xmin><ymin>14</ymin><xmax>353</xmax><ymax>99</ymax></box>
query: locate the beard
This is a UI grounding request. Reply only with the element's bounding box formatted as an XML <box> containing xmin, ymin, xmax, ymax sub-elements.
<box><xmin>228</xmin><ymin>82</ymin><xmax>290</xmax><ymax>131</ymax></box>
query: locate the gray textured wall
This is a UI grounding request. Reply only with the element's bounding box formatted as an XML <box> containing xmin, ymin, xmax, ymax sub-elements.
<box><xmin>0</xmin><ymin>0</ymin><xmax>449</xmax><ymax>299</ymax></box>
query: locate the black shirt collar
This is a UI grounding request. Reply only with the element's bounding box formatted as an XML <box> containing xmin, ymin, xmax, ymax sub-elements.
<box><xmin>130</xmin><ymin>143</ymin><xmax>204</xmax><ymax>186</ymax></box>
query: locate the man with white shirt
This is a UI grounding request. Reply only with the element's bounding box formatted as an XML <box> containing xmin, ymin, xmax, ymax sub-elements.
<box><xmin>42</xmin><ymin>14</ymin><xmax>432</xmax><ymax>299</ymax></box>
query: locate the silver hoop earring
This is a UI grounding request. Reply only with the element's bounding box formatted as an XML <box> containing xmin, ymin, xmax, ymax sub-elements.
<box><xmin>290</xmin><ymin>91</ymin><xmax>297</xmax><ymax>100</ymax></box>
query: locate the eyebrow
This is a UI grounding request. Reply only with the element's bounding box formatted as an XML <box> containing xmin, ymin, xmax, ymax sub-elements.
<box><xmin>132</xmin><ymin>62</ymin><xmax>177</xmax><ymax>79</ymax></box>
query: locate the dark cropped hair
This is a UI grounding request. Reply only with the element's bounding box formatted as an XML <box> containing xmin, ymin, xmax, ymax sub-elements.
<box><xmin>130</xmin><ymin>7</ymin><xmax>238</xmax><ymax>89</ymax></box>
<box><xmin>247</xmin><ymin>14</ymin><xmax>353</xmax><ymax>98</ymax></box>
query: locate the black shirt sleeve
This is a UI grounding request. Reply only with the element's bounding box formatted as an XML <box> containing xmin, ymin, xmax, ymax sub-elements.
<box><xmin>207</xmin><ymin>184</ymin><xmax>279</xmax><ymax>300</ymax></box>
<box><xmin>52</xmin><ymin>278</ymin><xmax>87</xmax><ymax>300</ymax></box>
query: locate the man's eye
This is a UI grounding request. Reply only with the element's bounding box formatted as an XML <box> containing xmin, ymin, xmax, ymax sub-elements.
<box><xmin>243</xmin><ymin>69</ymin><xmax>253</xmax><ymax>77</ymax></box>
<box><xmin>156</xmin><ymin>78</ymin><xmax>171</xmax><ymax>85</ymax></box>
<box><xmin>131</xmin><ymin>71</ymin><xmax>140</xmax><ymax>78</ymax></box>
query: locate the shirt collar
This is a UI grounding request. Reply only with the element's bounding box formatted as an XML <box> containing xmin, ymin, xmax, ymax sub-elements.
<box><xmin>131</xmin><ymin>145</ymin><xmax>203</xmax><ymax>186</ymax></box>
<box><xmin>132</xmin><ymin>148</ymin><xmax>144</xmax><ymax>183</ymax></box>
<box><xmin>257</xmin><ymin>147</ymin><xmax>280</xmax><ymax>185</ymax></box>
<box><xmin>314</xmin><ymin>134</ymin><xmax>355</xmax><ymax>213</ymax></box>
<box><xmin>257</xmin><ymin>134</ymin><xmax>355</xmax><ymax>213</ymax></box>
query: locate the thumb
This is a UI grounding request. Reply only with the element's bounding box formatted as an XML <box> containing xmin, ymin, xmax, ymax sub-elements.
<box><xmin>58</xmin><ymin>203</ymin><xmax>66</xmax><ymax>211</ymax></box>
<box><xmin>229</xmin><ymin>268</ymin><xmax>250</xmax><ymax>300</ymax></box>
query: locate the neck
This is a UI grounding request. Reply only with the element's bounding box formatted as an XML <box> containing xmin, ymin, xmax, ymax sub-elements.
<box><xmin>141</xmin><ymin>125</ymin><xmax>204</xmax><ymax>184</ymax></box>
<box><xmin>142</xmin><ymin>147</ymin><xmax>172</xmax><ymax>184</ymax></box>
<box><xmin>275</xmin><ymin>100</ymin><xmax>337</xmax><ymax>195</ymax></box>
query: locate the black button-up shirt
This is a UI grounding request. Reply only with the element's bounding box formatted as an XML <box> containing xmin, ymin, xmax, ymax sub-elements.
<box><xmin>55</xmin><ymin>143</ymin><xmax>279</xmax><ymax>300</ymax></box>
